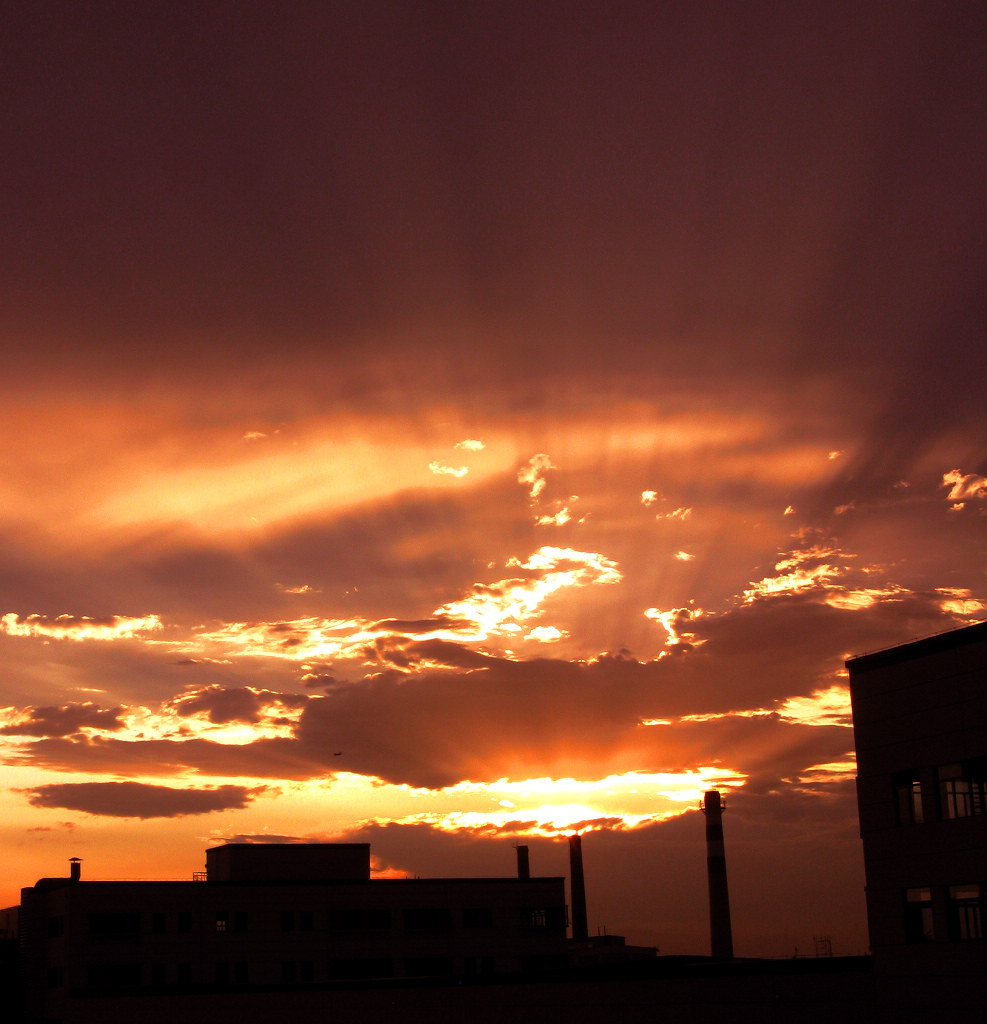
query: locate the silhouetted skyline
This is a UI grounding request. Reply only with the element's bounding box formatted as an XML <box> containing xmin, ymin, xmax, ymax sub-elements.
<box><xmin>1</xmin><ymin>2</ymin><xmax>985</xmax><ymax>956</ymax></box>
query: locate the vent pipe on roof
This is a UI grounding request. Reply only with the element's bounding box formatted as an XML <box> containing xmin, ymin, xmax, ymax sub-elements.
<box><xmin>701</xmin><ymin>790</ymin><xmax>734</xmax><ymax>958</ymax></box>
<box><xmin>69</xmin><ymin>858</ymin><xmax>82</xmax><ymax>883</ymax></box>
<box><xmin>516</xmin><ymin>844</ymin><xmax>530</xmax><ymax>880</ymax></box>
<box><xmin>568</xmin><ymin>834</ymin><xmax>588</xmax><ymax>941</ymax></box>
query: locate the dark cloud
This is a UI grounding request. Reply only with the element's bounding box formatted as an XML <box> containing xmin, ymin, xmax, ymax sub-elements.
<box><xmin>165</xmin><ymin>684</ymin><xmax>307</xmax><ymax>725</ymax></box>
<box><xmin>21</xmin><ymin>781</ymin><xmax>269</xmax><ymax>819</ymax></box>
<box><xmin>0</xmin><ymin>702</ymin><xmax>125</xmax><ymax>738</ymax></box>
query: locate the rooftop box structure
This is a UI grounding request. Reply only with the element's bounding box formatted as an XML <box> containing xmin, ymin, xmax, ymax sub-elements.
<box><xmin>205</xmin><ymin>842</ymin><xmax>370</xmax><ymax>882</ymax></box>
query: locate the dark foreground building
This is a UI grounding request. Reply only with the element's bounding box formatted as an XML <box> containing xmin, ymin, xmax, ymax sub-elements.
<box><xmin>848</xmin><ymin>619</ymin><xmax>987</xmax><ymax>1022</ymax></box>
<box><xmin>18</xmin><ymin>842</ymin><xmax>568</xmax><ymax>1023</ymax></box>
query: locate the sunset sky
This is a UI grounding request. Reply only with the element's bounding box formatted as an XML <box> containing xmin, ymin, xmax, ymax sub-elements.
<box><xmin>2</xmin><ymin>2</ymin><xmax>985</xmax><ymax>957</ymax></box>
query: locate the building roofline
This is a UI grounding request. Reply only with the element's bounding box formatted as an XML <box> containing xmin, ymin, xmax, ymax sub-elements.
<box><xmin>24</xmin><ymin>876</ymin><xmax>566</xmax><ymax>891</ymax></box>
<box><xmin>846</xmin><ymin>618</ymin><xmax>987</xmax><ymax>673</ymax></box>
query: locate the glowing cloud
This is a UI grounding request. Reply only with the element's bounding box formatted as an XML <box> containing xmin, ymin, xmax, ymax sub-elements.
<box><xmin>0</xmin><ymin>613</ymin><xmax>162</xmax><ymax>642</ymax></box>
<box><xmin>518</xmin><ymin>453</ymin><xmax>555</xmax><ymax>499</ymax></box>
<box><xmin>428</xmin><ymin>461</ymin><xmax>468</xmax><ymax>477</ymax></box>
<box><xmin>436</xmin><ymin>547</ymin><xmax>621</xmax><ymax>637</ymax></box>
<box><xmin>641</xmin><ymin>490</ymin><xmax>658</xmax><ymax>506</ymax></box>
<box><xmin>455</xmin><ymin>439</ymin><xmax>485</xmax><ymax>451</ymax></box>
<box><xmin>942</xmin><ymin>469</ymin><xmax>987</xmax><ymax>501</ymax></box>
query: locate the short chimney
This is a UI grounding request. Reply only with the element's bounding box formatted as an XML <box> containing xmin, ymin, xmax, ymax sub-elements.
<box><xmin>701</xmin><ymin>790</ymin><xmax>734</xmax><ymax>958</ymax></box>
<box><xmin>516</xmin><ymin>844</ymin><xmax>530</xmax><ymax>880</ymax></box>
<box><xmin>69</xmin><ymin>857</ymin><xmax>82</xmax><ymax>882</ymax></box>
<box><xmin>568</xmin><ymin>834</ymin><xmax>588</xmax><ymax>941</ymax></box>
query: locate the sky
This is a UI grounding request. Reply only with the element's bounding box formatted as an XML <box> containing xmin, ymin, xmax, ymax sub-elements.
<box><xmin>1</xmin><ymin>1</ymin><xmax>985</xmax><ymax>957</ymax></box>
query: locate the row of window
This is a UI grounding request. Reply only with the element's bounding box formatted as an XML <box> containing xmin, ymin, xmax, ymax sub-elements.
<box><xmin>893</xmin><ymin>757</ymin><xmax>987</xmax><ymax>825</ymax></box>
<box><xmin>71</xmin><ymin>954</ymin><xmax>519</xmax><ymax>991</ymax></box>
<box><xmin>74</xmin><ymin>906</ymin><xmax>562</xmax><ymax>938</ymax></box>
<box><xmin>904</xmin><ymin>883</ymin><xmax>986</xmax><ymax>943</ymax></box>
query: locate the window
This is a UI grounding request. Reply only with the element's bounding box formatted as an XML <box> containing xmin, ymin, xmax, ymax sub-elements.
<box><xmin>463</xmin><ymin>907</ymin><xmax>493</xmax><ymax>928</ymax></box>
<box><xmin>904</xmin><ymin>887</ymin><xmax>934</xmax><ymax>942</ymax></box>
<box><xmin>939</xmin><ymin>759</ymin><xmax>987</xmax><ymax>819</ymax></box>
<box><xmin>281</xmin><ymin>910</ymin><xmax>295</xmax><ymax>932</ymax></box>
<box><xmin>949</xmin><ymin>884</ymin><xmax>985</xmax><ymax>941</ymax></box>
<box><xmin>47</xmin><ymin>915</ymin><xmax>64</xmax><ymax>938</ymax></box>
<box><xmin>151</xmin><ymin>911</ymin><xmax>166</xmax><ymax>933</ymax></box>
<box><xmin>234</xmin><ymin>911</ymin><xmax>248</xmax><ymax>932</ymax></box>
<box><xmin>215</xmin><ymin>962</ymin><xmax>230</xmax><ymax>986</ymax></box>
<box><xmin>299</xmin><ymin>909</ymin><xmax>313</xmax><ymax>931</ymax></box>
<box><xmin>178</xmin><ymin>912</ymin><xmax>192</xmax><ymax>933</ymax></box>
<box><xmin>404</xmin><ymin>955</ymin><xmax>453</xmax><ymax>977</ymax></box>
<box><xmin>215</xmin><ymin>911</ymin><xmax>229</xmax><ymax>932</ymax></box>
<box><xmin>329</xmin><ymin>907</ymin><xmax>391</xmax><ymax>931</ymax></box>
<box><xmin>329</xmin><ymin>957</ymin><xmax>392</xmax><ymax>980</ymax></box>
<box><xmin>151</xmin><ymin>964</ymin><xmax>166</xmax><ymax>988</ymax></box>
<box><xmin>403</xmin><ymin>907</ymin><xmax>452</xmax><ymax>929</ymax></box>
<box><xmin>282</xmin><ymin>960</ymin><xmax>296</xmax><ymax>983</ymax></box>
<box><xmin>521</xmin><ymin>906</ymin><xmax>566</xmax><ymax>931</ymax></box>
<box><xmin>234</xmin><ymin>961</ymin><xmax>248</xmax><ymax>985</ymax></box>
<box><xmin>87</xmin><ymin>963</ymin><xmax>141</xmax><ymax>990</ymax></box>
<box><xmin>893</xmin><ymin>771</ymin><xmax>923</xmax><ymax>824</ymax></box>
<box><xmin>88</xmin><ymin>912</ymin><xmax>141</xmax><ymax>936</ymax></box>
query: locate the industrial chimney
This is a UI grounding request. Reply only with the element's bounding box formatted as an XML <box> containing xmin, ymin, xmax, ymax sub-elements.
<box><xmin>568</xmin><ymin>834</ymin><xmax>588</xmax><ymax>941</ymax></box>
<box><xmin>69</xmin><ymin>857</ymin><xmax>82</xmax><ymax>882</ymax></box>
<box><xmin>701</xmin><ymin>790</ymin><xmax>733</xmax><ymax>958</ymax></box>
<box><xmin>515</xmin><ymin>844</ymin><xmax>530</xmax><ymax>880</ymax></box>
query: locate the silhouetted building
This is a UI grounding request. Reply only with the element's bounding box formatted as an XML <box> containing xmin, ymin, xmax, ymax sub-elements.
<box><xmin>18</xmin><ymin>842</ymin><xmax>568</xmax><ymax>1023</ymax></box>
<box><xmin>848</xmin><ymin>619</ymin><xmax>987</xmax><ymax>1022</ymax></box>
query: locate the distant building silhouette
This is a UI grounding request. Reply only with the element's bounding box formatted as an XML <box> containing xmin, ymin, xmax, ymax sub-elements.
<box><xmin>848</xmin><ymin>619</ymin><xmax>987</xmax><ymax>1022</ymax></box>
<box><xmin>18</xmin><ymin>842</ymin><xmax>568</xmax><ymax>1022</ymax></box>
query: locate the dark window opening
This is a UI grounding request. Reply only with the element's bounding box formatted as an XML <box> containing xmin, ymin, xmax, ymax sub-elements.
<box><xmin>463</xmin><ymin>907</ymin><xmax>493</xmax><ymax>928</ymax></box>
<box><xmin>88</xmin><ymin>912</ymin><xmax>141</xmax><ymax>936</ymax></box>
<box><xmin>281</xmin><ymin>910</ymin><xmax>295</xmax><ymax>932</ymax></box>
<box><xmin>151</xmin><ymin>911</ymin><xmax>166</xmax><ymax>933</ymax></box>
<box><xmin>404</xmin><ymin>955</ymin><xmax>454</xmax><ymax>977</ymax></box>
<box><xmin>329</xmin><ymin>957</ymin><xmax>393</xmax><ymax>980</ymax></box>
<box><xmin>234</xmin><ymin>911</ymin><xmax>248</xmax><ymax>932</ymax></box>
<box><xmin>893</xmin><ymin>771</ymin><xmax>923</xmax><ymax>824</ymax></box>
<box><xmin>178</xmin><ymin>912</ymin><xmax>192</xmax><ymax>933</ymax></box>
<box><xmin>521</xmin><ymin>906</ymin><xmax>566</xmax><ymax>931</ymax></box>
<box><xmin>86</xmin><ymin>963</ymin><xmax>142</xmax><ymax>990</ymax></box>
<box><xmin>299</xmin><ymin>909</ymin><xmax>313</xmax><ymax>931</ymax></box>
<box><xmin>329</xmin><ymin>907</ymin><xmax>391</xmax><ymax>931</ymax></box>
<box><xmin>904</xmin><ymin>887</ymin><xmax>934</xmax><ymax>943</ymax></box>
<box><xmin>403</xmin><ymin>907</ymin><xmax>452</xmax><ymax>929</ymax></box>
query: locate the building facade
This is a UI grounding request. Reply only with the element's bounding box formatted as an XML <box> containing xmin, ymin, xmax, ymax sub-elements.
<box><xmin>848</xmin><ymin>619</ymin><xmax>987</xmax><ymax>1021</ymax></box>
<box><xmin>19</xmin><ymin>842</ymin><xmax>568</xmax><ymax>1023</ymax></box>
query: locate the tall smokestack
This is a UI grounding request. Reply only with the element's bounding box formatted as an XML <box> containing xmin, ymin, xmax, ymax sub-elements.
<box><xmin>516</xmin><ymin>844</ymin><xmax>530</xmax><ymax>880</ymax></box>
<box><xmin>701</xmin><ymin>790</ymin><xmax>733</xmax><ymax>958</ymax></box>
<box><xmin>69</xmin><ymin>857</ymin><xmax>81</xmax><ymax>882</ymax></box>
<box><xmin>568</xmin><ymin>834</ymin><xmax>588</xmax><ymax>941</ymax></box>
